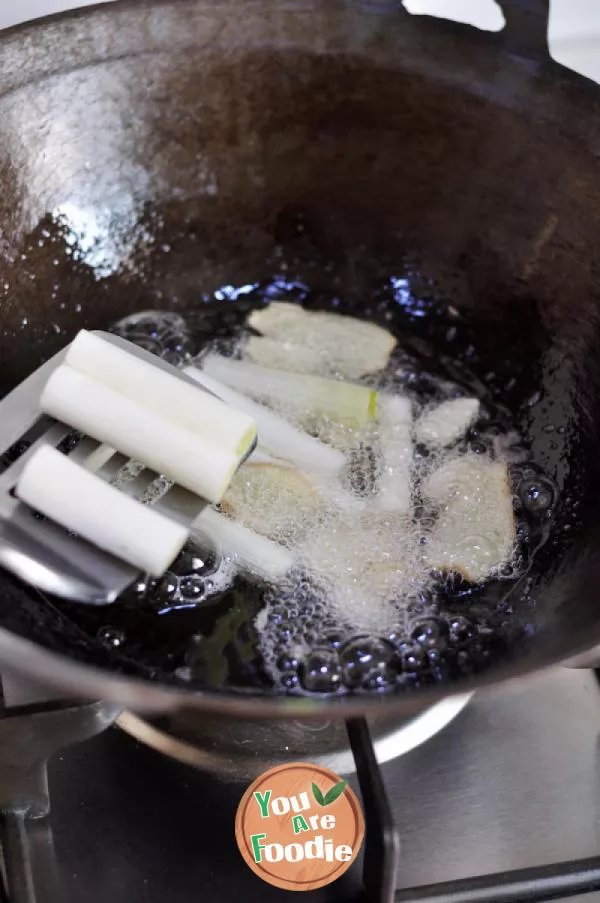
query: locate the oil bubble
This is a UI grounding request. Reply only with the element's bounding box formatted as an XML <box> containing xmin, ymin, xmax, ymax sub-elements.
<box><xmin>97</xmin><ymin>626</ymin><xmax>126</xmax><ymax>648</ymax></box>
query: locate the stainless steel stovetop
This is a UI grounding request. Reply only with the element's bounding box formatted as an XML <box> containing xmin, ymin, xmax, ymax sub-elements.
<box><xmin>10</xmin><ymin>666</ymin><xmax>599</xmax><ymax>903</ymax></box>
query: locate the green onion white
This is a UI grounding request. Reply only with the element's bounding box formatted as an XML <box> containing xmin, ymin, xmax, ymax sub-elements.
<box><xmin>202</xmin><ymin>354</ymin><xmax>377</xmax><ymax>427</ymax></box>
<box><xmin>41</xmin><ymin>365</ymin><xmax>240</xmax><ymax>504</ymax></box>
<box><xmin>16</xmin><ymin>445</ymin><xmax>188</xmax><ymax>576</ymax></box>
<box><xmin>66</xmin><ymin>329</ymin><xmax>257</xmax><ymax>457</ymax></box>
<box><xmin>192</xmin><ymin>507</ymin><xmax>294</xmax><ymax>582</ymax></box>
<box><xmin>184</xmin><ymin>366</ymin><xmax>346</xmax><ymax>475</ymax></box>
<box><xmin>83</xmin><ymin>444</ymin><xmax>117</xmax><ymax>473</ymax></box>
<box><xmin>415</xmin><ymin>397</ymin><xmax>479</xmax><ymax>447</ymax></box>
<box><xmin>372</xmin><ymin>395</ymin><xmax>413</xmax><ymax>514</ymax></box>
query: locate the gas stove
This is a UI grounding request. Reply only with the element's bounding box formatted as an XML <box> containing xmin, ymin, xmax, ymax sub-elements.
<box><xmin>2</xmin><ymin>666</ymin><xmax>600</xmax><ymax>903</ymax></box>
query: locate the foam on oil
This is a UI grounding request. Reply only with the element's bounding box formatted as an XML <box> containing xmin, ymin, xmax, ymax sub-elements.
<box><xmin>52</xmin><ymin>293</ymin><xmax>557</xmax><ymax>697</ymax></box>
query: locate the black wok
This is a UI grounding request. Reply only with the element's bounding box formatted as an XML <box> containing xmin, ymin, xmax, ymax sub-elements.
<box><xmin>0</xmin><ymin>0</ymin><xmax>599</xmax><ymax>719</ymax></box>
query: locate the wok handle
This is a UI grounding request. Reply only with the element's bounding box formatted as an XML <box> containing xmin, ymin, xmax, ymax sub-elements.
<box><xmin>495</xmin><ymin>0</ymin><xmax>550</xmax><ymax>62</ymax></box>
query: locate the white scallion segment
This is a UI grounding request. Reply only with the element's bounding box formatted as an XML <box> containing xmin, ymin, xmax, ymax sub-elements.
<box><xmin>66</xmin><ymin>330</ymin><xmax>257</xmax><ymax>457</ymax></box>
<box><xmin>246</xmin><ymin>303</ymin><xmax>397</xmax><ymax>378</ymax></box>
<box><xmin>16</xmin><ymin>445</ymin><xmax>187</xmax><ymax>577</ymax></box>
<box><xmin>184</xmin><ymin>366</ymin><xmax>345</xmax><ymax>475</ymax></box>
<box><xmin>415</xmin><ymin>397</ymin><xmax>479</xmax><ymax>448</ymax></box>
<box><xmin>202</xmin><ymin>355</ymin><xmax>377</xmax><ymax>427</ymax></box>
<box><xmin>83</xmin><ymin>444</ymin><xmax>116</xmax><ymax>473</ymax></box>
<box><xmin>372</xmin><ymin>395</ymin><xmax>412</xmax><ymax>514</ymax></box>
<box><xmin>423</xmin><ymin>454</ymin><xmax>515</xmax><ymax>582</ymax></box>
<box><xmin>41</xmin><ymin>365</ymin><xmax>239</xmax><ymax>504</ymax></box>
<box><xmin>192</xmin><ymin>507</ymin><xmax>294</xmax><ymax>583</ymax></box>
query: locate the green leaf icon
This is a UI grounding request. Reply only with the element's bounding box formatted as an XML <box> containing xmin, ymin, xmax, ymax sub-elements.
<box><xmin>323</xmin><ymin>779</ymin><xmax>348</xmax><ymax>806</ymax></box>
<box><xmin>312</xmin><ymin>783</ymin><xmax>326</xmax><ymax>806</ymax></box>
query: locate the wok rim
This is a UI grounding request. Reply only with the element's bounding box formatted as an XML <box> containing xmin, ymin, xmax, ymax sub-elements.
<box><xmin>0</xmin><ymin>624</ymin><xmax>591</xmax><ymax>719</ymax></box>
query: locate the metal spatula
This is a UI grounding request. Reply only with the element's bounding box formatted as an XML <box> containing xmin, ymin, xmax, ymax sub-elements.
<box><xmin>0</xmin><ymin>331</ymin><xmax>249</xmax><ymax>606</ymax></box>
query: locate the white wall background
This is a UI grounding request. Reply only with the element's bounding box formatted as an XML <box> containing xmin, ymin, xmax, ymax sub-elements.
<box><xmin>0</xmin><ymin>0</ymin><xmax>599</xmax><ymax>84</ymax></box>
<box><xmin>404</xmin><ymin>0</ymin><xmax>600</xmax><ymax>83</ymax></box>
<box><xmin>0</xmin><ymin>0</ymin><xmax>112</xmax><ymax>28</ymax></box>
